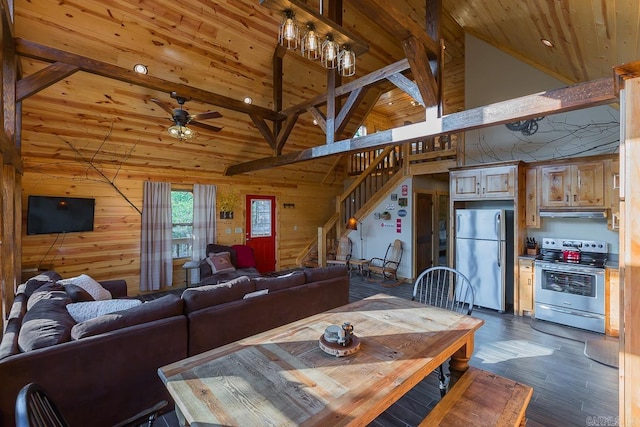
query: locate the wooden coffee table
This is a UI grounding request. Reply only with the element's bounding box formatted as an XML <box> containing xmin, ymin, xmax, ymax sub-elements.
<box><xmin>158</xmin><ymin>293</ymin><xmax>484</xmax><ymax>426</ymax></box>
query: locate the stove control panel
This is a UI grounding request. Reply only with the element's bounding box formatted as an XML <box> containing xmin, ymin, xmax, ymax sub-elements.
<box><xmin>541</xmin><ymin>238</ymin><xmax>608</xmax><ymax>254</ymax></box>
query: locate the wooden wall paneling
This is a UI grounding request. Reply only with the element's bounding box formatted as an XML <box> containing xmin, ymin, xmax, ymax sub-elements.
<box><xmin>620</xmin><ymin>72</ymin><xmax>640</xmax><ymax>427</ymax></box>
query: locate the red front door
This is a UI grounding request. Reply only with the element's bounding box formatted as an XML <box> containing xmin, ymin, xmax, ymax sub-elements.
<box><xmin>245</xmin><ymin>195</ymin><xmax>276</xmax><ymax>273</ymax></box>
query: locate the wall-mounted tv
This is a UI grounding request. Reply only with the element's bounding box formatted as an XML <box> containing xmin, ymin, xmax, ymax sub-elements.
<box><xmin>27</xmin><ymin>195</ymin><xmax>95</xmax><ymax>235</ymax></box>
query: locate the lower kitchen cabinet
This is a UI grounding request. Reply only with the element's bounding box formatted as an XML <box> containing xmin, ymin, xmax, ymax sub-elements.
<box><xmin>606</xmin><ymin>267</ymin><xmax>620</xmax><ymax>337</ymax></box>
<box><xmin>518</xmin><ymin>257</ymin><xmax>535</xmax><ymax>316</ymax></box>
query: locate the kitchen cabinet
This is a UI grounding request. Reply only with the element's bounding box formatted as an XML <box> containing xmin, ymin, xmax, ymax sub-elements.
<box><xmin>450</xmin><ymin>164</ymin><xmax>517</xmax><ymax>200</ymax></box>
<box><xmin>524</xmin><ymin>167</ymin><xmax>539</xmax><ymax>228</ymax></box>
<box><xmin>518</xmin><ymin>257</ymin><xmax>534</xmax><ymax>316</ymax></box>
<box><xmin>540</xmin><ymin>161</ymin><xmax>605</xmax><ymax>208</ymax></box>
<box><xmin>606</xmin><ymin>267</ymin><xmax>620</xmax><ymax>337</ymax></box>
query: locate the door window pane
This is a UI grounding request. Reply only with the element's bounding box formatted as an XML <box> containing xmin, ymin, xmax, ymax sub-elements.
<box><xmin>251</xmin><ymin>199</ymin><xmax>272</xmax><ymax>237</ymax></box>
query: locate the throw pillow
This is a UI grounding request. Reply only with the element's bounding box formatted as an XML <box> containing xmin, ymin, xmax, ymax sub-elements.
<box><xmin>57</xmin><ymin>274</ymin><xmax>112</xmax><ymax>301</ymax></box>
<box><xmin>26</xmin><ymin>282</ymin><xmax>70</xmax><ymax>311</ymax></box>
<box><xmin>71</xmin><ymin>294</ymin><xmax>184</xmax><ymax>340</ymax></box>
<box><xmin>205</xmin><ymin>243</ymin><xmax>238</xmax><ymax>266</ymax></box>
<box><xmin>66</xmin><ymin>299</ymin><xmax>142</xmax><ymax>323</ymax></box>
<box><xmin>206</xmin><ymin>252</ymin><xmax>236</xmax><ymax>274</ymax></box>
<box><xmin>23</xmin><ymin>271</ymin><xmax>63</xmax><ymax>297</ymax></box>
<box><xmin>64</xmin><ymin>283</ymin><xmax>95</xmax><ymax>303</ymax></box>
<box><xmin>232</xmin><ymin>244</ymin><xmax>258</xmax><ymax>268</ymax></box>
<box><xmin>181</xmin><ymin>276</ymin><xmax>254</xmax><ymax>313</ymax></box>
<box><xmin>18</xmin><ymin>298</ymin><xmax>76</xmax><ymax>351</ymax></box>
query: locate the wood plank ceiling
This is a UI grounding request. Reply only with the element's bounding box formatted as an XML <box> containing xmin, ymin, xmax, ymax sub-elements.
<box><xmin>14</xmin><ymin>0</ymin><xmax>640</xmax><ymax>181</ymax></box>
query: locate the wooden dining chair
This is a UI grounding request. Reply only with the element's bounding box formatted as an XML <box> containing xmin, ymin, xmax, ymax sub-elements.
<box><xmin>368</xmin><ymin>239</ymin><xmax>403</xmax><ymax>281</ymax></box>
<box><xmin>412</xmin><ymin>266</ymin><xmax>475</xmax><ymax>397</ymax></box>
<box><xmin>15</xmin><ymin>382</ymin><xmax>168</xmax><ymax>427</ymax></box>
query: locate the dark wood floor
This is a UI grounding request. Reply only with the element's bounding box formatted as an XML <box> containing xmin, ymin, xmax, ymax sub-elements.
<box><xmin>156</xmin><ymin>274</ymin><xmax>618</xmax><ymax>427</ymax></box>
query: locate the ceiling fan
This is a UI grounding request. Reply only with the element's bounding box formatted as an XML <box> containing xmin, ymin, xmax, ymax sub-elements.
<box><xmin>150</xmin><ymin>92</ymin><xmax>222</xmax><ymax>140</ymax></box>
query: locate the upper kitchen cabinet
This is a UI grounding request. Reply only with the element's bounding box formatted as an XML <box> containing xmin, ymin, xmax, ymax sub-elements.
<box><xmin>524</xmin><ymin>166</ymin><xmax>540</xmax><ymax>228</ymax></box>
<box><xmin>450</xmin><ymin>163</ymin><xmax>519</xmax><ymax>200</ymax></box>
<box><xmin>540</xmin><ymin>161</ymin><xmax>605</xmax><ymax>208</ymax></box>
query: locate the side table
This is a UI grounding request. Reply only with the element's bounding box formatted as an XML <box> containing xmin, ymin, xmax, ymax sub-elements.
<box><xmin>349</xmin><ymin>258</ymin><xmax>370</xmax><ymax>278</ymax></box>
<box><xmin>182</xmin><ymin>261</ymin><xmax>200</xmax><ymax>287</ymax></box>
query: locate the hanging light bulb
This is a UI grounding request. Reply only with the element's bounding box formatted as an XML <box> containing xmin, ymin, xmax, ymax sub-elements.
<box><xmin>338</xmin><ymin>44</ymin><xmax>356</xmax><ymax>76</ymax></box>
<box><xmin>278</xmin><ymin>9</ymin><xmax>300</xmax><ymax>50</ymax></box>
<box><xmin>321</xmin><ymin>35</ymin><xmax>339</xmax><ymax>69</ymax></box>
<box><xmin>301</xmin><ymin>23</ymin><xmax>320</xmax><ymax>60</ymax></box>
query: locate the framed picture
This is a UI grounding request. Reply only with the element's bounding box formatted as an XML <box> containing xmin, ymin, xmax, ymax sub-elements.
<box><xmin>390</xmin><ymin>193</ymin><xmax>398</xmax><ymax>201</ymax></box>
<box><xmin>398</xmin><ymin>197</ymin><xmax>408</xmax><ymax>207</ymax></box>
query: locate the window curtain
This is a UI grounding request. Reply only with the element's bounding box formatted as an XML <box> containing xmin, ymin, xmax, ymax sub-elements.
<box><xmin>140</xmin><ymin>181</ymin><xmax>173</xmax><ymax>291</ymax></box>
<box><xmin>192</xmin><ymin>184</ymin><xmax>217</xmax><ymax>283</ymax></box>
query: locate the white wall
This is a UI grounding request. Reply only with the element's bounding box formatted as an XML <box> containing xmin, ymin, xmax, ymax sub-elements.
<box><xmin>348</xmin><ymin>178</ymin><xmax>413</xmax><ymax>279</ymax></box>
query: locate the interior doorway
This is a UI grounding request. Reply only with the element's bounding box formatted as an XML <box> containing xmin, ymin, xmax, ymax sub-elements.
<box><xmin>414</xmin><ymin>191</ymin><xmax>450</xmax><ymax>277</ymax></box>
<box><xmin>245</xmin><ymin>195</ymin><xmax>276</xmax><ymax>273</ymax></box>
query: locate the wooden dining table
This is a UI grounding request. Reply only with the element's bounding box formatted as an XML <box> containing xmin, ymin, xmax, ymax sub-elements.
<box><xmin>158</xmin><ymin>293</ymin><xmax>485</xmax><ymax>427</ymax></box>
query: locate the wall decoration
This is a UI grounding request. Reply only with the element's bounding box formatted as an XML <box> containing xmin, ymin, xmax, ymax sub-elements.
<box><xmin>390</xmin><ymin>193</ymin><xmax>398</xmax><ymax>201</ymax></box>
<box><xmin>396</xmin><ymin>218</ymin><xmax>402</xmax><ymax>233</ymax></box>
<box><xmin>386</xmin><ymin>204</ymin><xmax>395</xmax><ymax>210</ymax></box>
<box><xmin>401</xmin><ymin>185</ymin><xmax>408</xmax><ymax>196</ymax></box>
<box><xmin>398</xmin><ymin>209</ymin><xmax>407</xmax><ymax>217</ymax></box>
<box><xmin>398</xmin><ymin>197</ymin><xmax>408</xmax><ymax>207</ymax></box>
<box><xmin>380</xmin><ymin>211</ymin><xmax>391</xmax><ymax>220</ymax></box>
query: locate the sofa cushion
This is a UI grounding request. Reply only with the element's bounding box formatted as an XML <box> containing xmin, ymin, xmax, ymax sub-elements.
<box><xmin>23</xmin><ymin>271</ymin><xmax>63</xmax><ymax>297</ymax></box>
<box><xmin>70</xmin><ymin>294</ymin><xmax>183</xmax><ymax>340</ymax></box>
<box><xmin>0</xmin><ymin>317</ymin><xmax>22</xmax><ymax>360</ymax></box>
<box><xmin>18</xmin><ymin>298</ymin><xmax>76</xmax><ymax>351</ymax></box>
<box><xmin>8</xmin><ymin>293</ymin><xmax>28</xmax><ymax>320</ymax></box>
<box><xmin>205</xmin><ymin>252</ymin><xmax>236</xmax><ymax>274</ymax></box>
<box><xmin>57</xmin><ymin>274</ymin><xmax>112</xmax><ymax>301</ymax></box>
<box><xmin>181</xmin><ymin>276</ymin><xmax>254</xmax><ymax>313</ymax></box>
<box><xmin>66</xmin><ymin>299</ymin><xmax>143</xmax><ymax>323</ymax></box>
<box><xmin>64</xmin><ymin>283</ymin><xmax>95</xmax><ymax>303</ymax></box>
<box><xmin>303</xmin><ymin>265</ymin><xmax>348</xmax><ymax>283</ymax></box>
<box><xmin>26</xmin><ymin>282</ymin><xmax>71</xmax><ymax>311</ymax></box>
<box><xmin>206</xmin><ymin>243</ymin><xmax>238</xmax><ymax>267</ymax></box>
<box><xmin>254</xmin><ymin>271</ymin><xmax>306</xmax><ymax>292</ymax></box>
<box><xmin>232</xmin><ymin>244</ymin><xmax>258</xmax><ymax>268</ymax></box>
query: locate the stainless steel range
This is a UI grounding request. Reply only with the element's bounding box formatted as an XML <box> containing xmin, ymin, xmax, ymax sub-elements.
<box><xmin>534</xmin><ymin>237</ymin><xmax>607</xmax><ymax>333</ymax></box>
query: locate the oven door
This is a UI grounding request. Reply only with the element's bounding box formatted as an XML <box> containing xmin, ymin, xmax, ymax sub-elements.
<box><xmin>534</xmin><ymin>262</ymin><xmax>605</xmax><ymax>315</ymax></box>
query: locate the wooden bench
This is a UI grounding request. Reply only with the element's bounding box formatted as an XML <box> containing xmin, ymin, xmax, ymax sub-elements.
<box><xmin>419</xmin><ymin>367</ymin><xmax>533</xmax><ymax>427</ymax></box>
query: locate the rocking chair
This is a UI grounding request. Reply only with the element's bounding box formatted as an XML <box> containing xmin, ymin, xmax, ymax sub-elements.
<box><xmin>327</xmin><ymin>236</ymin><xmax>353</xmax><ymax>270</ymax></box>
<box><xmin>367</xmin><ymin>239</ymin><xmax>403</xmax><ymax>281</ymax></box>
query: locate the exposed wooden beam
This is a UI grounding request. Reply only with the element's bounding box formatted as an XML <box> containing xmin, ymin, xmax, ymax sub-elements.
<box><xmin>15</xmin><ymin>38</ymin><xmax>283</xmax><ymax>121</ymax></box>
<box><xmin>249</xmin><ymin>114</ymin><xmax>277</xmax><ymax>150</ymax></box>
<box><xmin>17</xmin><ymin>62</ymin><xmax>79</xmax><ymax>102</ymax></box>
<box><xmin>349</xmin><ymin>0</ymin><xmax>439</xmax><ymax>57</ymax></box>
<box><xmin>306</xmin><ymin>107</ymin><xmax>326</xmax><ymax>132</ymax></box>
<box><xmin>275</xmin><ymin>114</ymin><xmax>299</xmax><ymax>155</ymax></box>
<box><xmin>225</xmin><ymin>77</ymin><xmax>617</xmax><ymax>175</ymax></box>
<box><xmin>402</xmin><ymin>36</ymin><xmax>439</xmax><ymax>108</ymax></box>
<box><xmin>282</xmin><ymin>59</ymin><xmax>410</xmax><ymax>115</ymax></box>
<box><xmin>386</xmin><ymin>73</ymin><xmax>423</xmax><ymax>105</ymax></box>
<box><xmin>335</xmin><ymin>87</ymin><xmax>367</xmax><ymax>135</ymax></box>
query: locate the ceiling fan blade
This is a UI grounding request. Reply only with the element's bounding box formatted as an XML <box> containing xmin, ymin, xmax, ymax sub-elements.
<box><xmin>190</xmin><ymin>120</ymin><xmax>223</xmax><ymax>133</ymax></box>
<box><xmin>190</xmin><ymin>111</ymin><xmax>222</xmax><ymax>121</ymax></box>
<box><xmin>150</xmin><ymin>98</ymin><xmax>175</xmax><ymax>115</ymax></box>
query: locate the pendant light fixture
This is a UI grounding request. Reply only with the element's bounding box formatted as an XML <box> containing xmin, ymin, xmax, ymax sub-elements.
<box><xmin>338</xmin><ymin>44</ymin><xmax>356</xmax><ymax>76</ymax></box>
<box><xmin>301</xmin><ymin>23</ymin><xmax>320</xmax><ymax>60</ymax></box>
<box><xmin>168</xmin><ymin>124</ymin><xmax>195</xmax><ymax>141</ymax></box>
<box><xmin>279</xmin><ymin>9</ymin><xmax>300</xmax><ymax>50</ymax></box>
<box><xmin>321</xmin><ymin>35</ymin><xmax>339</xmax><ymax>69</ymax></box>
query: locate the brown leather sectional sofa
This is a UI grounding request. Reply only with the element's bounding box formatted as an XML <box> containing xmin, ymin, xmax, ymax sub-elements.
<box><xmin>0</xmin><ymin>265</ymin><xmax>349</xmax><ymax>427</ymax></box>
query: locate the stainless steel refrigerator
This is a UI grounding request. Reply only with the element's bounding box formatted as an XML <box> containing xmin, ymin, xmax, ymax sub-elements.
<box><xmin>454</xmin><ymin>208</ymin><xmax>514</xmax><ymax>313</ymax></box>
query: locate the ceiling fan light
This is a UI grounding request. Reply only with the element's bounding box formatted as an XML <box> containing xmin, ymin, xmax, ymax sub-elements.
<box><xmin>338</xmin><ymin>45</ymin><xmax>356</xmax><ymax>76</ymax></box>
<box><xmin>279</xmin><ymin>9</ymin><xmax>300</xmax><ymax>50</ymax></box>
<box><xmin>321</xmin><ymin>35</ymin><xmax>339</xmax><ymax>69</ymax></box>
<box><xmin>168</xmin><ymin>124</ymin><xmax>195</xmax><ymax>140</ymax></box>
<box><xmin>301</xmin><ymin>23</ymin><xmax>320</xmax><ymax>60</ymax></box>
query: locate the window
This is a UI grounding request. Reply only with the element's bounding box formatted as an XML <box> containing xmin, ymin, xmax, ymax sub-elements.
<box><xmin>171</xmin><ymin>190</ymin><xmax>193</xmax><ymax>258</ymax></box>
<box><xmin>354</xmin><ymin>125</ymin><xmax>367</xmax><ymax>138</ymax></box>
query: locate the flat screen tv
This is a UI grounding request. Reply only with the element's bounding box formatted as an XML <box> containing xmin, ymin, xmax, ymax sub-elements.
<box><xmin>27</xmin><ymin>195</ymin><xmax>95</xmax><ymax>235</ymax></box>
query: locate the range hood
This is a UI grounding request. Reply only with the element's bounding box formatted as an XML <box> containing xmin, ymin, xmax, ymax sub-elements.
<box><xmin>539</xmin><ymin>209</ymin><xmax>608</xmax><ymax>219</ymax></box>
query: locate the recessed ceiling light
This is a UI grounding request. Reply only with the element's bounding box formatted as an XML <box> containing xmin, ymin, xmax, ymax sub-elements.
<box><xmin>243</xmin><ymin>96</ymin><xmax>253</xmax><ymax>104</ymax></box>
<box><xmin>540</xmin><ymin>38</ymin><xmax>554</xmax><ymax>48</ymax></box>
<box><xmin>312</xmin><ymin>119</ymin><xmax>318</xmax><ymax>125</ymax></box>
<box><xmin>133</xmin><ymin>63</ymin><xmax>148</xmax><ymax>74</ymax></box>
<box><xmin>388</xmin><ymin>102</ymin><xmax>393</xmax><ymax>106</ymax></box>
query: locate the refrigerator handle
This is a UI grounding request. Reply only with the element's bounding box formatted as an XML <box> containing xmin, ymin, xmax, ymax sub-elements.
<box><xmin>456</xmin><ymin>214</ymin><xmax>461</xmax><ymax>233</ymax></box>
<box><xmin>496</xmin><ymin>214</ymin><xmax>502</xmax><ymax>267</ymax></box>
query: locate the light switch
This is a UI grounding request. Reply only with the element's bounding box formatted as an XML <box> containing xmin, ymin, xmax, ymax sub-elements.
<box><xmin>235</xmin><ymin>227</ymin><xmax>243</xmax><ymax>233</ymax></box>
<box><xmin>226</xmin><ymin>228</ymin><xmax>231</xmax><ymax>234</ymax></box>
